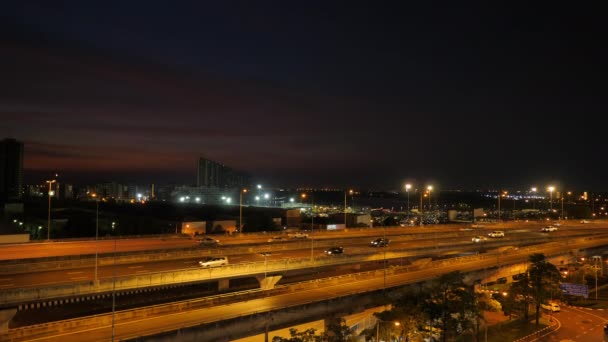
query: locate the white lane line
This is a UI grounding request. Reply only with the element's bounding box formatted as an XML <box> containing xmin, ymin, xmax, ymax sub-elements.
<box><xmin>70</xmin><ymin>277</ymin><xmax>89</xmax><ymax>281</ymax></box>
<box><xmin>128</xmin><ymin>266</ymin><xmax>143</xmax><ymax>269</ymax></box>
<box><xmin>0</xmin><ymin>278</ymin><xmax>13</xmax><ymax>282</ymax></box>
<box><xmin>135</xmin><ymin>270</ymin><xmax>149</xmax><ymax>273</ymax></box>
<box><xmin>67</xmin><ymin>271</ymin><xmax>84</xmax><ymax>275</ymax></box>
<box><xmin>0</xmin><ymin>283</ymin><xmax>14</xmax><ymax>287</ymax></box>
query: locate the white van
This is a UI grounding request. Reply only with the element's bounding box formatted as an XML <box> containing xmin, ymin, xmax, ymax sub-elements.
<box><xmin>541</xmin><ymin>302</ymin><xmax>560</xmax><ymax>312</ymax></box>
<box><xmin>199</xmin><ymin>256</ymin><xmax>229</xmax><ymax>268</ymax></box>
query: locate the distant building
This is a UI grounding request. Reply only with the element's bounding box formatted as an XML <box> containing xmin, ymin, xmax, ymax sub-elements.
<box><xmin>196</xmin><ymin>157</ymin><xmax>250</xmax><ymax>188</ymax></box>
<box><xmin>0</xmin><ymin>138</ymin><xmax>24</xmax><ymax>201</ymax></box>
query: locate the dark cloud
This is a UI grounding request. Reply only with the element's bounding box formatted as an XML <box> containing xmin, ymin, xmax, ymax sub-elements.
<box><xmin>1</xmin><ymin>2</ymin><xmax>606</xmax><ymax>190</ymax></box>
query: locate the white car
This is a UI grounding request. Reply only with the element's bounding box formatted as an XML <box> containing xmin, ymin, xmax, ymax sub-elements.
<box><xmin>488</xmin><ymin>231</ymin><xmax>505</xmax><ymax>238</ymax></box>
<box><xmin>288</xmin><ymin>232</ymin><xmax>309</xmax><ymax>239</ymax></box>
<box><xmin>541</xmin><ymin>302</ymin><xmax>560</xmax><ymax>312</ymax></box>
<box><xmin>581</xmin><ymin>220</ymin><xmax>591</xmax><ymax>224</ymax></box>
<box><xmin>542</xmin><ymin>226</ymin><xmax>558</xmax><ymax>232</ymax></box>
<box><xmin>472</xmin><ymin>236</ymin><xmax>487</xmax><ymax>243</ymax></box>
<box><xmin>199</xmin><ymin>256</ymin><xmax>228</xmax><ymax>267</ymax></box>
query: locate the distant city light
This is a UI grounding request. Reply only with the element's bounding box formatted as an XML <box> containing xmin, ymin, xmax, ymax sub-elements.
<box><xmin>264</xmin><ymin>193</ymin><xmax>270</xmax><ymax>199</ymax></box>
<box><xmin>195</xmin><ymin>197</ymin><xmax>201</xmax><ymax>202</ymax></box>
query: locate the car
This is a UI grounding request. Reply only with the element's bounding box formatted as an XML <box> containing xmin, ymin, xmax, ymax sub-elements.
<box><xmin>198</xmin><ymin>237</ymin><xmax>220</xmax><ymax>245</ymax></box>
<box><xmin>267</xmin><ymin>236</ymin><xmax>288</xmax><ymax>243</ymax></box>
<box><xmin>288</xmin><ymin>232</ymin><xmax>309</xmax><ymax>239</ymax></box>
<box><xmin>369</xmin><ymin>238</ymin><xmax>390</xmax><ymax>247</ymax></box>
<box><xmin>542</xmin><ymin>226</ymin><xmax>558</xmax><ymax>232</ymax></box>
<box><xmin>581</xmin><ymin>220</ymin><xmax>591</xmax><ymax>224</ymax></box>
<box><xmin>325</xmin><ymin>246</ymin><xmax>344</xmax><ymax>255</ymax></box>
<box><xmin>472</xmin><ymin>236</ymin><xmax>487</xmax><ymax>243</ymax></box>
<box><xmin>488</xmin><ymin>231</ymin><xmax>505</xmax><ymax>238</ymax></box>
<box><xmin>198</xmin><ymin>256</ymin><xmax>229</xmax><ymax>267</ymax></box>
<box><xmin>541</xmin><ymin>302</ymin><xmax>560</xmax><ymax>312</ymax></box>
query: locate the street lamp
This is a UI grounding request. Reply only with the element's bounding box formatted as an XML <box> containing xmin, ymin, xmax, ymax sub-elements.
<box><xmin>427</xmin><ymin>185</ymin><xmax>433</xmax><ymax>211</ymax></box>
<box><xmin>405</xmin><ymin>184</ymin><xmax>412</xmax><ymax>217</ymax></box>
<box><xmin>239</xmin><ymin>188</ymin><xmax>247</xmax><ymax>233</ymax></box>
<box><xmin>301</xmin><ymin>192</ymin><xmax>315</xmax><ymax>261</ymax></box>
<box><xmin>531</xmin><ymin>187</ymin><xmax>537</xmax><ymax>210</ymax></box>
<box><xmin>344</xmin><ymin>189</ymin><xmax>353</xmax><ymax>228</ymax></box>
<box><xmin>497</xmin><ymin>191</ymin><xmax>507</xmax><ymax>222</ymax></box>
<box><xmin>91</xmin><ymin>193</ymin><xmax>100</xmax><ymax>285</ymax></box>
<box><xmin>419</xmin><ymin>188</ymin><xmax>423</xmax><ymax>226</ymax></box>
<box><xmin>45</xmin><ymin>178</ymin><xmax>57</xmax><ymax>241</ymax></box>
<box><xmin>375</xmin><ymin>319</ymin><xmax>400</xmax><ymax>342</ymax></box>
<box><xmin>548</xmin><ymin>186</ymin><xmax>555</xmax><ymax>212</ymax></box>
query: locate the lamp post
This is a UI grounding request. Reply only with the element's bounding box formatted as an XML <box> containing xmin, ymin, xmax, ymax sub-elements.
<box><xmin>239</xmin><ymin>188</ymin><xmax>247</xmax><ymax>232</ymax></box>
<box><xmin>561</xmin><ymin>195</ymin><xmax>564</xmax><ymax>220</ymax></box>
<box><xmin>497</xmin><ymin>191</ymin><xmax>506</xmax><ymax>222</ymax></box>
<box><xmin>46</xmin><ymin>179</ymin><xmax>57</xmax><ymax>241</ymax></box>
<box><xmin>419</xmin><ymin>188</ymin><xmax>424</xmax><ymax>226</ymax></box>
<box><xmin>427</xmin><ymin>185</ymin><xmax>433</xmax><ymax>211</ymax></box>
<box><xmin>344</xmin><ymin>189</ymin><xmax>353</xmax><ymax>228</ymax></box>
<box><xmin>92</xmin><ymin>193</ymin><xmax>100</xmax><ymax>285</ymax></box>
<box><xmin>375</xmin><ymin>319</ymin><xmax>400</xmax><ymax>342</ymax></box>
<box><xmin>405</xmin><ymin>184</ymin><xmax>412</xmax><ymax>217</ymax></box>
<box><xmin>302</xmin><ymin>193</ymin><xmax>315</xmax><ymax>261</ymax></box>
<box><xmin>548</xmin><ymin>186</ymin><xmax>555</xmax><ymax>213</ymax></box>
<box><xmin>531</xmin><ymin>187</ymin><xmax>537</xmax><ymax>210</ymax></box>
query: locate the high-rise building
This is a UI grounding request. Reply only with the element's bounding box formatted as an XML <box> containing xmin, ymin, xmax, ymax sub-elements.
<box><xmin>0</xmin><ymin>138</ymin><xmax>24</xmax><ymax>201</ymax></box>
<box><xmin>196</xmin><ymin>158</ymin><xmax>250</xmax><ymax>188</ymax></box>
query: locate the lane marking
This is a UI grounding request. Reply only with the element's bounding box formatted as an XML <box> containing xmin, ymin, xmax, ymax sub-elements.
<box><xmin>0</xmin><ymin>283</ymin><xmax>14</xmax><ymax>287</ymax></box>
<box><xmin>0</xmin><ymin>278</ymin><xmax>13</xmax><ymax>282</ymax></box>
<box><xmin>70</xmin><ymin>277</ymin><xmax>89</xmax><ymax>281</ymax></box>
<box><xmin>67</xmin><ymin>271</ymin><xmax>84</xmax><ymax>275</ymax></box>
<box><xmin>128</xmin><ymin>266</ymin><xmax>143</xmax><ymax>269</ymax></box>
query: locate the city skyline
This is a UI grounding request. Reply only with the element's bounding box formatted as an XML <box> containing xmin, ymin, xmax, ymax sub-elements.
<box><xmin>1</xmin><ymin>3</ymin><xmax>606</xmax><ymax>190</ymax></box>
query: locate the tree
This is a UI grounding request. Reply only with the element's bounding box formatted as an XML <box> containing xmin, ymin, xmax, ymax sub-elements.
<box><xmin>528</xmin><ymin>253</ymin><xmax>561</xmax><ymax>326</ymax></box>
<box><xmin>272</xmin><ymin>328</ymin><xmax>322</xmax><ymax>342</ymax></box>
<box><xmin>507</xmin><ymin>272</ymin><xmax>532</xmax><ymax>321</ymax></box>
<box><xmin>323</xmin><ymin>318</ymin><xmax>357</xmax><ymax>342</ymax></box>
<box><xmin>424</xmin><ymin>271</ymin><xmax>476</xmax><ymax>342</ymax></box>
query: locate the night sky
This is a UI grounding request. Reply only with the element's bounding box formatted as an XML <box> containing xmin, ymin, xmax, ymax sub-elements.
<box><xmin>1</xmin><ymin>2</ymin><xmax>606</xmax><ymax>190</ymax></box>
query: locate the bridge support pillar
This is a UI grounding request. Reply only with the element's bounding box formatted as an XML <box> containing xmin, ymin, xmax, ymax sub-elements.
<box><xmin>0</xmin><ymin>308</ymin><xmax>17</xmax><ymax>334</ymax></box>
<box><xmin>218</xmin><ymin>279</ymin><xmax>230</xmax><ymax>291</ymax></box>
<box><xmin>256</xmin><ymin>275</ymin><xmax>283</xmax><ymax>290</ymax></box>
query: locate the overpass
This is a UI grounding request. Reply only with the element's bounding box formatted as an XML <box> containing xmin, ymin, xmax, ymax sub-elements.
<box><xmin>3</xmin><ymin>235</ymin><xmax>608</xmax><ymax>341</ymax></box>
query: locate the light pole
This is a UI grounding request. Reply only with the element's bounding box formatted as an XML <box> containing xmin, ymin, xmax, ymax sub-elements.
<box><xmin>344</xmin><ymin>189</ymin><xmax>352</xmax><ymax>228</ymax></box>
<box><xmin>302</xmin><ymin>193</ymin><xmax>315</xmax><ymax>261</ymax></box>
<box><xmin>531</xmin><ymin>187</ymin><xmax>537</xmax><ymax>210</ymax></box>
<box><xmin>497</xmin><ymin>190</ymin><xmax>506</xmax><ymax>222</ymax></box>
<box><xmin>46</xmin><ymin>178</ymin><xmax>56</xmax><ymax>241</ymax></box>
<box><xmin>548</xmin><ymin>186</ymin><xmax>555</xmax><ymax>213</ymax></box>
<box><xmin>427</xmin><ymin>185</ymin><xmax>433</xmax><ymax>211</ymax></box>
<box><xmin>405</xmin><ymin>184</ymin><xmax>412</xmax><ymax>217</ymax></box>
<box><xmin>419</xmin><ymin>188</ymin><xmax>423</xmax><ymax>226</ymax></box>
<box><xmin>92</xmin><ymin>193</ymin><xmax>100</xmax><ymax>285</ymax></box>
<box><xmin>239</xmin><ymin>188</ymin><xmax>247</xmax><ymax>232</ymax></box>
<box><xmin>561</xmin><ymin>195</ymin><xmax>564</xmax><ymax>220</ymax></box>
<box><xmin>375</xmin><ymin>319</ymin><xmax>400</xmax><ymax>342</ymax></box>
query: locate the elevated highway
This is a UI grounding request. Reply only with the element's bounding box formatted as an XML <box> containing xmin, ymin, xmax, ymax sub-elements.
<box><xmin>1</xmin><ymin>220</ymin><xmax>607</xmax><ymax>340</ymax></box>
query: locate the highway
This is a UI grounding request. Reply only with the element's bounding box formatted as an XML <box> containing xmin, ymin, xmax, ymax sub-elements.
<box><xmin>0</xmin><ymin>223</ymin><xmax>608</xmax><ymax>289</ymax></box>
<box><xmin>5</xmin><ymin>233</ymin><xmax>607</xmax><ymax>342</ymax></box>
<box><xmin>0</xmin><ymin>221</ymin><xmax>602</xmax><ymax>290</ymax></box>
<box><xmin>1</xmin><ymin>220</ymin><xmax>607</xmax><ymax>341</ymax></box>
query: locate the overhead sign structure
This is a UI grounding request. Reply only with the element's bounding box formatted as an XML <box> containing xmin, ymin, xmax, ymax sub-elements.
<box><xmin>560</xmin><ymin>283</ymin><xmax>589</xmax><ymax>298</ymax></box>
